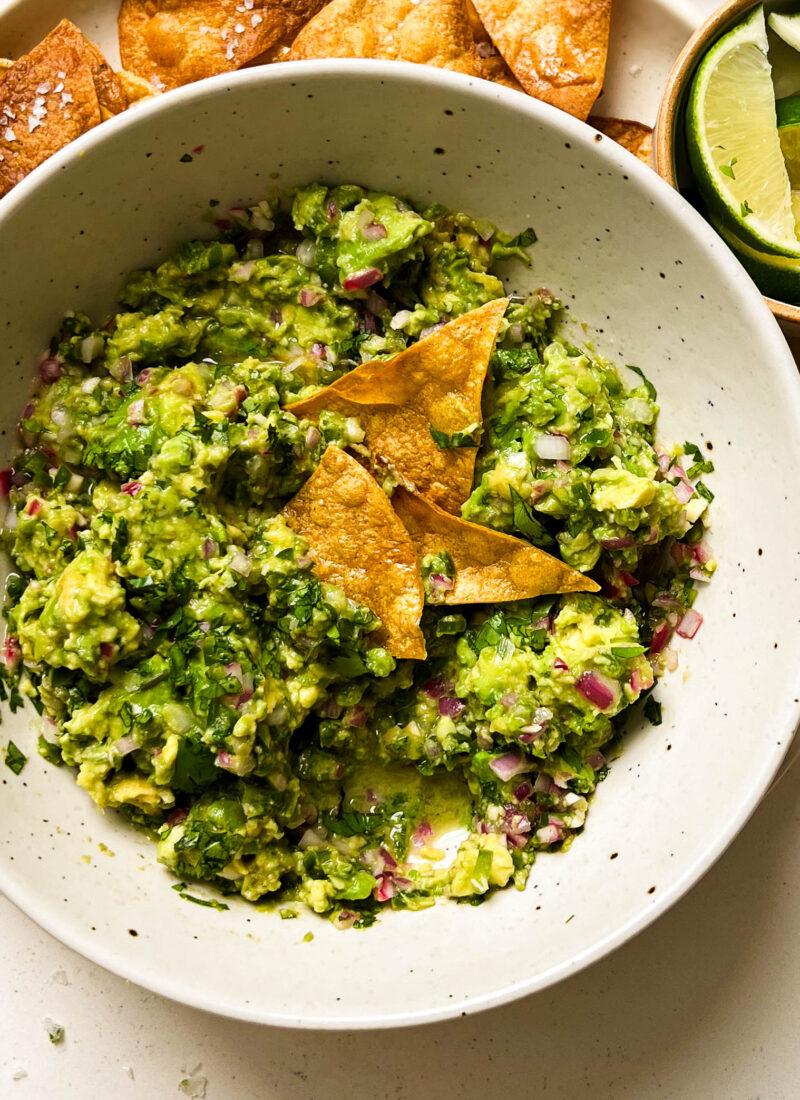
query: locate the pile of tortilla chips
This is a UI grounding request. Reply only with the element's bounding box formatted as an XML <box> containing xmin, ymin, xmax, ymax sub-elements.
<box><xmin>282</xmin><ymin>304</ymin><xmax>596</xmax><ymax>660</ymax></box>
<box><xmin>0</xmin><ymin>1</ymin><xmax>655</xmax><ymax>196</ymax></box>
<box><xmin>0</xmin><ymin>20</ymin><xmax>152</xmax><ymax>198</ymax></box>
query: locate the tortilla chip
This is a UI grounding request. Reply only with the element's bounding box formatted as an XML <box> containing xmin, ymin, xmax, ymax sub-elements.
<box><xmin>118</xmin><ymin>0</ymin><xmax>327</xmax><ymax>91</ymax></box>
<box><xmin>393</xmin><ymin>487</ymin><xmax>598</xmax><ymax>604</ymax></box>
<box><xmin>463</xmin><ymin>1</ymin><xmax>523</xmax><ymax>91</ymax></box>
<box><xmin>116</xmin><ymin>68</ymin><xmax>159</xmax><ymax>105</ymax></box>
<box><xmin>589</xmin><ymin>116</ymin><xmax>653</xmax><ymax>166</ymax></box>
<box><xmin>470</xmin><ymin>0</ymin><xmax>613</xmax><ymax>120</ymax></box>
<box><xmin>288</xmin><ymin>0</ymin><xmax>493</xmax><ymax>79</ymax></box>
<box><xmin>286</xmin><ymin>298</ymin><xmax>506</xmax><ymax>514</ymax></box>
<box><xmin>282</xmin><ymin>446</ymin><xmax>426</xmax><ymax>660</ymax></box>
<box><xmin>0</xmin><ymin>20</ymin><xmax>129</xmax><ymax>198</ymax></box>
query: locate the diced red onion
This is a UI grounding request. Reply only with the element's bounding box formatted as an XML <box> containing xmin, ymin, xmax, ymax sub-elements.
<box><xmin>121</xmin><ymin>480</ymin><xmax>143</xmax><ymax>496</ymax></box>
<box><xmin>0</xmin><ymin>468</ymin><xmax>11</xmax><ymax>497</ymax></box>
<box><xmin>362</xmin><ymin>221</ymin><xmax>388</xmax><ymax>241</ymax></box>
<box><xmin>215</xmin><ymin>750</ymin><xmax>234</xmax><ymax>769</ymax></box>
<box><xmin>167</xmin><ymin>807</ymin><xmax>188</xmax><ymax>828</ymax></box>
<box><xmin>619</xmin><ymin>570</ymin><xmax>639</xmax><ymax>588</ymax></box>
<box><xmin>390</xmin><ymin>309</ymin><xmax>412</xmax><ymax>330</ymax></box>
<box><xmin>534</xmin><ymin>433</ymin><xmax>571</xmax><ymax>462</ymax></box>
<box><xmin>420</xmin><ymin>322</ymin><xmax>445</xmax><ymax>339</ymax></box>
<box><xmin>361</xmin><ymin>847</ymin><xmax>385</xmax><ymax>874</ymax></box>
<box><xmin>476</xmin><ymin>40</ymin><xmax>497</xmax><ymax>57</ymax></box>
<box><xmin>342</xmin><ymin>267</ymin><xmax>382</xmax><ymax>291</ymax></box>
<box><xmin>304</xmin><ymin>426</ymin><xmax>321</xmax><ymax>450</ymax></box>
<box><xmin>224</xmin><ymin>661</ymin><xmax>243</xmax><ymax>684</ymax></box>
<box><xmin>422</xmin><ymin>675</ymin><xmax>450</xmax><ymax>699</ymax></box>
<box><xmin>587</xmin><ymin>752</ymin><xmax>605</xmax><ymax>770</ymax></box>
<box><xmin>366</xmin><ymin>291</ymin><xmax>388</xmax><ymax>315</ymax></box>
<box><xmin>652</xmin><ymin>592</ymin><xmax>682</xmax><ymax>610</ymax></box>
<box><xmin>80</xmin><ymin>335</ymin><xmax>104</xmax><ymax>363</ymax></box>
<box><xmin>231</xmin><ymin>260</ymin><xmax>255</xmax><ymax>283</ymax></box>
<box><xmin>438</xmin><ymin>696</ymin><xmax>465</xmax><ymax>718</ymax></box>
<box><xmin>489</xmin><ymin>751</ymin><xmax>529</xmax><ymax>781</ymax></box>
<box><xmin>429</xmin><ymin>573</ymin><xmax>454</xmax><ymax>594</ymax></box>
<box><xmin>374</xmin><ymin>874</ymin><xmax>395</xmax><ymax>902</ymax></box>
<box><xmin>310</xmin><ymin>342</ymin><xmax>327</xmax><ymax>360</ymax></box>
<box><xmin>198</xmin><ymin>621</ymin><xmax>211</xmax><ymax>633</ymax></box>
<box><xmin>127</xmin><ymin>399</ymin><xmax>145</xmax><ymax>426</ymax></box>
<box><xmin>327</xmin><ymin>200</ymin><xmax>339</xmax><ymax>220</ymax></box>
<box><xmin>576</xmin><ymin>670</ymin><xmax>619</xmax><ymax>711</ymax></box>
<box><xmin>202</xmin><ymin>538</ymin><xmax>217</xmax><ymax>559</ymax></box>
<box><xmin>674</xmin><ymin>480</ymin><xmax>694</xmax><ymax>504</ymax></box>
<box><xmin>691</xmin><ymin>541</ymin><xmax>712</xmax><ymax>565</ymax></box>
<box><xmin>3</xmin><ymin>635</ymin><xmax>21</xmax><ymax>671</ymax></box>
<box><xmin>363</xmin><ymin>312</ymin><xmax>377</xmax><ymax>334</ymax></box>
<box><xmin>135</xmin><ymin>368</ymin><xmax>151</xmax><ymax>386</ymax></box>
<box><xmin>345</xmin><ymin>704</ymin><xmax>367</xmax><ymax>727</ymax></box>
<box><xmin>533</xmin><ymin>772</ymin><xmax>555</xmax><ymax>794</ymax></box>
<box><xmin>333</xmin><ymin>910</ymin><xmax>357</xmax><ymax>930</ymax></box>
<box><xmin>38</xmin><ymin>356</ymin><xmax>62</xmax><ymax>382</ymax></box>
<box><xmin>500</xmin><ymin>692</ymin><xmax>518</xmax><ymax>708</ymax></box>
<box><xmin>553</xmin><ymin>657</ymin><xmax>569</xmax><ymax>671</ymax></box>
<box><xmin>298</xmin><ymin>826</ymin><xmax>326</xmax><ymax>850</ymax></box>
<box><xmin>649</xmin><ymin>621</ymin><xmax>672</xmax><ymax>655</ymax></box>
<box><xmin>26</xmin><ymin>498</ymin><xmax>42</xmax><ymax>516</ymax></box>
<box><xmin>514</xmin><ymin>781</ymin><xmax>532</xmax><ymax>801</ymax></box>
<box><xmin>630</xmin><ymin>665</ymin><xmax>651</xmax><ymax>694</ymax></box>
<box><xmin>536</xmin><ymin>823</ymin><xmax>563</xmax><ymax>844</ymax></box>
<box><xmin>229</xmin><ymin>550</ymin><xmax>252</xmax><ymax>576</ymax></box>
<box><xmin>112</xmin><ymin>734</ymin><xmax>137</xmax><ymax>757</ymax></box>
<box><xmin>99</xmin><ymin>642</ymin><xmax>116</xmax><ymax>659</ymax></box>
<box><xmin>299</xmin><ymin>287</ymin><xmax>324</xmax><ymax>308</ymax></box>
<box><xmin>601</xmin><ymin>535</ymin><xmax>635</xmax><ymax>550</ymax></box>
<box><xmin>380</xmin><ymin>847</ymin><xmax>397</xmax><ymax>869</ymax></box>
<box><xmin>656</xmin><ymin>449</ymin><xmax>672</xmax><ymax>475</ymax></box>
<box><xmin>676</xmin><ymin>609</ymin><xmax>703</xmax><ymax>639</ymax></box>
<box><xmin>296</xmin><ymin>239</ymin><xmax>316</xmax><ymax>266</ymax></box>
<box><xmin>412</xmin><ymin>823</ymin><xmax>433</xmax><ymax>845</ymax></box>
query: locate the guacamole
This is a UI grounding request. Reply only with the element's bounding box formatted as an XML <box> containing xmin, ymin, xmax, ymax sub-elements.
<box><xmin>0</xmin><ymin>184</ymin><xmax>715</xmax><ymax>924</ymax></box>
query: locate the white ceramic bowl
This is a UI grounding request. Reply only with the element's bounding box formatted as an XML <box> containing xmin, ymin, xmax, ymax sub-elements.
<box><xmin>2</xmin><ymin>61</ymin><xmax>800</xmax><ymax>1030</ymax></box>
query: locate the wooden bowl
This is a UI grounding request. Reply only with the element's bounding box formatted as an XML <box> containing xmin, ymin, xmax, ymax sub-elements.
<box><xmin>655</xmin><ymin>0</ymin><xmax>800</xmax><ymax>335</ymax></box>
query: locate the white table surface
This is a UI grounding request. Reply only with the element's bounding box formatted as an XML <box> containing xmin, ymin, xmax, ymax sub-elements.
<box><xmin>5</xmin><ymin>1</ymin><xmax>800</xmax><ymax>1097</ymax></box>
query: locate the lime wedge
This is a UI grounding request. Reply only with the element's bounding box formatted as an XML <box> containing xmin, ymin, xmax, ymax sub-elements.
<box><xmin>777</xmin><ymin>94</ymin><xmax>800</xmax><ymax>190</ymax></box>
<box><xmin>713</xmin><ymin>216</ymin><xmax>800</xmax><ymax>303</ymax></box>
<box><xmin>769</xmin><ymin>11</ymin><xmax>800</xmax><ymax>52</ymax></box>
<box><xmin>686</xmin><ymin>4</ymin><xmax>800</xmax><ymax>257</ymax></box>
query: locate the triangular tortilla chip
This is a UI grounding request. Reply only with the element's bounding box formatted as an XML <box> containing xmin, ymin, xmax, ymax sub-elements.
<box><xmin>470</xmin><ymin>0</ymin><xmax>613</xmax><ymax>120</ymax></box>
<box><xmin>287</xmin><ymin>0</ymin><xmax>491</xmax><ymax>80</ymax></box>
<box><xmin>392</xmin><ymin>487</ymin><xmax>598</xmax><ymax>604</ymax></box>
<box><xmin>286</xmin><ymin>298</ymin><xmax>507</xmax><ymax>514</ymax></box>
<box><xmin>464</xmin><ymin>0</ymin><xmax>524</xmax><ymax>91</ymax></box>
<box><xmin>0</xmin><ymin>20</ymin><xmax>129</xmax><ymax>197</ymax></box>
<box><xmin>118</xmin><ymin>0</ymin><xmax>327</xmax><ymax>91</ymax></box>
<box><xmin>282</xmin><ymin>446</ymin><xmax>426</xmax><ymax>660</ymax></box>
<box><xmin>590</xmin><ymin>117</ymin><xmax>653</xmax><ymax>166</ymax></box>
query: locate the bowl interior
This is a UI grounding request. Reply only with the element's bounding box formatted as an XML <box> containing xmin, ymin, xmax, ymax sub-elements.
<box><xmin>2</xmin><ymin>62</ymin><xmax>800</xmax><ymax>1028</ymax></box>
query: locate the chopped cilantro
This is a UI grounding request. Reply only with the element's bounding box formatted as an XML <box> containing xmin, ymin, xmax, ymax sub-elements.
<box><xmin>4</xmin><ymin>740</ymin><xmax>27</xmax><ymax>775</ymax></box>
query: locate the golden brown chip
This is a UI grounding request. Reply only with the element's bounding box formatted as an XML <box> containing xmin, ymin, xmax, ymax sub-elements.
<box><xmin>393</xmin><ymin>487</ymin><xmax>598</xmax><ymax>604</ymax></box>
<box><xmin>118</xmin><ymin>0</ymin><xmax>327</xmax><ymax>91</ymax></box>
<box><xmin>589</xmin><ymin>116</ymin><xmax>653</xmax><ymax>166</ymax></box>
<box><xmin>286</xmin><ymin>298</ymin><xmax>507</xmax><ymax>514</ymax></box>
<box><xmin>116</xmin><ymin>68</ymin><xmax>158</xmax><ymax>105</ymax></box>
<box><xmin>282</xmin><ymin>446</ymin><xmax>426</xmax><ymax>660</ymax></box>
<box><xmin>0</xmin><ymin>20</ymin><xmax>128</xmax><ymax>198</ymax></box>
<box><xmin>287</xmin><ymin>0</ymin><xmax>490</xmax><ymax>77</ymax></box>
<box><xmin>463</xmin><ymin>0</ymin><xmax>523</xmax><ymax>91</ymax></box>
<box><xmin>470</xmin><ymin>0</ymin><xmax>613</xmax><ymax>120</ymax></box>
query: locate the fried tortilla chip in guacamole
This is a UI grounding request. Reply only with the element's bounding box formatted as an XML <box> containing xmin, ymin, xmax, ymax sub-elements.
<box><xmin>287</xmin><ymin>298</ymin><xmax>507</xmax><ymax>513</ymax></box>
<box><xmin>283</xmin><ymin>446</ymin><xmax>426</xmax><ymax>659</ymax></box>
<box><xmin>393</xmin><ymin>487</ymin><xmax>599</xmax><ymax>604</ymax></box>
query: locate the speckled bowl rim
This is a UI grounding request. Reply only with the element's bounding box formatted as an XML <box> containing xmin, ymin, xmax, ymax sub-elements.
<box><xmin>1</xmin><ymin>59</ymin><xmax>800</xmax><ymax>1029</ymax></box>
<box><xmin>655</xmin><ymin>0</ymin><xmax>800</xmax><ymax>329</ymax></box>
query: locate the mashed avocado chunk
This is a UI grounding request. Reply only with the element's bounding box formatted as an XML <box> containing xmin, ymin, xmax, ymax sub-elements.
<box><xmin>0</xmin><ymin>184</ymin><xmax>714</xmax><ymax>925</ymax></box>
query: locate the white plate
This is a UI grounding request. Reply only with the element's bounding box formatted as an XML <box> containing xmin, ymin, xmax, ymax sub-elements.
<box><xmin>1</xmin><ymin>57</ymin><xmax>799</xmax><ymax>1030</ymax></box>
